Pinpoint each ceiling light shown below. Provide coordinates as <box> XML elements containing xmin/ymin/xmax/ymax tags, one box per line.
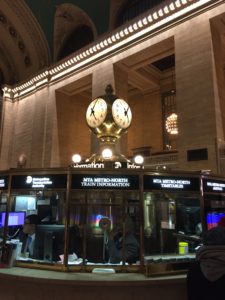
<box><xmin>102</xmin><ymin>148</ymin><xmax>113</xmax><ymax>159</ymax></box>
<box><xmin>72</xmin><ymin>154</ymin><xmax>82</xmax><ymax>163</ymax></box>
<box><xmin>134</xmin><ymin>155</ymin><xmax>144</xmax><ymax>165</ymax></box>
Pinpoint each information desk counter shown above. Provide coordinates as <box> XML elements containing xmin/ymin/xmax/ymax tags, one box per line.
<box><xmin>13</xmin><ymin>253</ymin><xmax>195</xmax><ymax>276</ymax></box>
<box><xmin>0</xmin><ymin>267</ymin><xmax>188</xmax><ymax>300</ymax></box>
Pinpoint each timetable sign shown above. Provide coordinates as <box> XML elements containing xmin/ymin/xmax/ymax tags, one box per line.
<box><xmin>0</xmin><ymin>177</ymin><xmax>8</xmax><ymax>189</ymax></box>
<box><xmin>144</xmin><ymin>175</ymin><xmax>200</xmax><ymax>191</ymax></box>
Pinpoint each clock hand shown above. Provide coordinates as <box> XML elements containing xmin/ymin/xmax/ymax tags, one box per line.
<box><xmin>90</xmin><ymin>99</ymin><xmax>99</xmax><ymax>119</ymax></box>
<box><xmin>92</xmin><ymin>99</ymin><xmax>99</xmax><ymax>110</ymax></box>
<box><xmin>90</xmin><ymin>107</ymin><xmax>97</xmax><ymax>119</ymax></box>
<box><xmin>124</xmin><ymin>107</ymin><xmax>130</xmax><ymax>121</ymax></box>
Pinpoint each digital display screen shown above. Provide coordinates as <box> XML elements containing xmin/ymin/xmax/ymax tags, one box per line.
<box><xmin>0</xmin><ymin>211</ymin><xmax>26</xmax><ymax>227</ymax></box>
<box><xmin>15</xmin><ymin>195</ymin><xmax>36</xmax><ymax>211</ymax></box>
<box><xmin>206</xmin><ymin>212</ymin><xmax>225</xmax><ymax>230</ymax></box>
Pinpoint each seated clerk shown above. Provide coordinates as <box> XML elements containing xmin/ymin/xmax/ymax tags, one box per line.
<box><xmin>187</xmin><ymin>226</ymin><xmax>225</xmax><ymax>300</ymax></box>
<box><xmin>106</xmin><ymin>216</ymin><xmax>139</xmax><ymax>264</ymax></box>
<box><xmin>19</xmin><ymin>214</ymin><xmax>39</xmax><ymax>258</ymax></box>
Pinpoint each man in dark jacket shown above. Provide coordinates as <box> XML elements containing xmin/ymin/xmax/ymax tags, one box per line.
<box><xmin>107</xmin><ymin>216</ymin><xmax>139</xmax><ymax>264</ymax></box>
<box><xmin>19</xmin><ymin>214</ymin><xmax>39</xmax><ymax>258</ymax></box>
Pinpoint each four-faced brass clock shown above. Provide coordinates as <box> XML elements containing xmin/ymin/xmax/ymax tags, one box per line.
<box><xmin>86</xmin><ymin>98</ymin><xmax>107</xmax><ymax>128</ymax></box>
<box><xmin>86</xmin><ymin>88</ymin><xmax>132</xmax><ymax>143</ymax></box>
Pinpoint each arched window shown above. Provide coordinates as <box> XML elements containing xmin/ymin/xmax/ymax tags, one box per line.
<box><xmin>58</xmin><ymin>25</ymin><xmax>94</xmax><ymax>60</ymax></box>
<box><xmin>116</xmin><ymin>0</ymin><xmax>165</xmax><ymax>27</ymax></box>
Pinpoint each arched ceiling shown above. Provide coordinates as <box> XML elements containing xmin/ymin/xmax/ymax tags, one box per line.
<box><xmin>0</xmin><ymin>0</ymin><xmax>167</xmax><ymax>90</ymax></box>
<box><xmin>0</xmin><ymin>0</ymin><xmax>110</xmax><ymax>88</ymax></box>
<box><xmin>0</xmin><ymin>0</ymin><xmax>50</xmax><ymax>87</ymax></box>
<box><xmin>53</xmin><ymin>4</ymin><xmax>97</xmax><ymax>61</ymax></box>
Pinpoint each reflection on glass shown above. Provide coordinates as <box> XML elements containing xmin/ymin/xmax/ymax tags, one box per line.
<box><xmin>7</xmin><ymin>191</ymin><xmax>67</xmax><ymax>264</ymax></box>
<box><xmin>85</xmin><ymin>190</ymin><xmax>140</xmax><ymax>265</ymax></box>
<box><xmin>86</xmin><ymin>205</ymin><xmax>121</xmax><ymax>263</ymax></box>
<box><xmin>144</xmin><ymin>192</ymin><xmax>201</xmax><ymax>257</ymax></box>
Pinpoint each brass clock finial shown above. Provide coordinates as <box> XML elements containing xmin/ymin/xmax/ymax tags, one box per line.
<box><xmin>105</xmin><ymin>84</ymin><xmax>113</xmax><ymax>95</ymax></box>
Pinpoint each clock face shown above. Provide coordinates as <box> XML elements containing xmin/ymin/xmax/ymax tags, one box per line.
<box><xmin>86</xmin><ymin>98</ymin><xmax>107</xmax><ymax>128</ymax></box>
<box><xmin>112</xmin><ymin>99</ymin><xmax>132</xmax><ymax>129</ymax></box>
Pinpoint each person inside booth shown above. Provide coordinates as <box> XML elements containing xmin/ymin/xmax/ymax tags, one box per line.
<box><xmin>19</xmin><ymin>214</ymin><xmax>39</xmax><ymax>258</ymax></box>
<box><xmin>106</xmin><ymin>216</ymin><xmax>139</xmax><ymax>264</ymax></box>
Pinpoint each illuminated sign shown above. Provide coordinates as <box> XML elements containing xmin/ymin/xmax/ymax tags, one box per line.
<box><xmin>25</xmin><ymin>176</ymin><xmax>53</xmax><ymax>188</ymax></box>
<box><xmin>73</xmin><ymin>162</ymin><xmax>104</xmax><ymax>169</ymax></box>
<box><xmin>72</xmin><ymin>174</ymin><xmax>139</xmax><ymax>190</ymax></box>
<box><xmin>144</xmin><ymin>175</ymin><xmax>199</xmax><ymax>191</ymax></box>
<box><xmin>203</xmin><ymin>179</ymin><xmax>225</xmax><ymax>193</ymax></box>
<box><xmin>73</xmin><ymin>161</ymin><xmax>142</xmax><ymax>169</ymax></box>
<box><xmin>0</xmin><ymin>177</ymin><xmax>8</xmax><ymax>189</ymax></box>
<box><xmin>11</xmin><ymin>174</ymin><xmax>67</xmax><ymax>189</ymax></box>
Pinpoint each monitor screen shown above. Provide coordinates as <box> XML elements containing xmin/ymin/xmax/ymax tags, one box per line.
<box><xmin>34</xmin><ymin>224</ymin><xmax>80</xmax><ymax>262</ymax></box>
<box><xmin>15</xmin><ymin>195</ymin><xmax>36</xmax><ymax>211</ymax></box>
<box><xmin>0</xmin><ymin>211</ymin><xmax>26</xmax><ymax>227</ymax></box>
<box><xmin>35</xmin><ymin>224</ymin><xmax>65</xmax><ymax>261</ymax></box>
<box><xmin>206</xmin><ymin>211</ymin><xmax>225</xmax><ymax>230</ymax></box>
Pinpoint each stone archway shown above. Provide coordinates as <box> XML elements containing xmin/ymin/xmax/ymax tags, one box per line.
<box><xmin>53</xmin><ymin>4</ymin><xmax>97</xmax><ymax>62</ymax></box>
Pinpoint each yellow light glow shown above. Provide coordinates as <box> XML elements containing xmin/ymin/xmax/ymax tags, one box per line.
<box><xmin>72</xmin><ymin>154</ymin><xmax>82</xmax><ymax>163</ymax></box>
<box><xmin>102</xmin><ymin>148</ymin><xmax>113</xmax><ymax>159</ymax></box>
<box><xmin>134</xmin><ymin>155</ymin><xmax>144</xmax><ymax>165</ymax></box>
<box><xmin>166</xmin><ymin>113</ymin><xmax>178</xmax><ymax>135</ymax></box>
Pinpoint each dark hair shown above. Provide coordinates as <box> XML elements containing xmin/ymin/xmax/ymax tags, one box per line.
<box><xmin>202</xmin><ymin>226</ymin><xmax>225</xmax><ymax>245</ymax></box>
<box><xmin>26</xmin><ymin>214</ymin><xmax>39</xmax><ymax>225</ymax></box>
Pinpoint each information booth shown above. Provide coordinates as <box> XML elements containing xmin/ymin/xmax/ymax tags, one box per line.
<box><xmin>0</xmin><ymin>167</ymin><xmax>225</xmax><ymax>276</ymax></box>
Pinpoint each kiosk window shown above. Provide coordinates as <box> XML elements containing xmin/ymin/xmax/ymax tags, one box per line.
<box><xmin>143</xmin><ymin>192</ymin><xmax>201</xmax><ymax>256</ymax></box>
<box><xmin>69</xmin><ymin>190</ymin><xmax>140</xmax><ymax>265</ymax></box>
<box><xmin>35</xmin><ymin>224</ymin><xmax>65</xmax><ymax>261</ymax></box>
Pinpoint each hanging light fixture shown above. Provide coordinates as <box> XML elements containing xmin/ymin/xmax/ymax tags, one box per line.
<box><xmin>166</xmin><ymin>113</ymin><xmax>178</xmax><ymax>135</ymax></box>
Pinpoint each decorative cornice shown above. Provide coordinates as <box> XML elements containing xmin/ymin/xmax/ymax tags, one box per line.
<box><xmin>2</xmin><ymin>0</ymin><xmax>222</xmax><ymax>100</ymax></box>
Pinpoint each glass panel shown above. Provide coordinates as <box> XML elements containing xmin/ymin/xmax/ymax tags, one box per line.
<box><xmin>85</xmin><ymin>190</ymin><xmax>140</xmax><ymax>265</ymax></box>
<box><xmin>7</xmin><ymin>190</ymin><xmax>66</xmax><ymax>263</ymax></box>
<box><xmin>86</xmin><ymin>190</ymin><xmax>122</xmax><ymax>264</ymax></box>
<box><xmin>68</xmin><ymin>191</ymin><xmax>85</xmax><ymax>264</ymax></box>
<box><xmin>0</xmin><ymin>192</ymin><xmax>7</xmax><ymax>252</ymax></box>
<box><xmin>143</xmin><ymin>192</ymin><xmax>201</xmax><ymax>260</ymax></box>
<box><xmin>204</xmin><ymin>194</ymin><xmax>225</xmax><ymax>230</ymax></box>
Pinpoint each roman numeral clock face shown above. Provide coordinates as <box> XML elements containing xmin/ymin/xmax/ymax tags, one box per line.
<box><xmin>86</xmin><ymin>98</ymin><xmax>107</xmax><ymax>128</ymax></box>
<box><xmin>112</xmin><ymin>99</ymin><xmax>132</xmax><ymax>129</ymax></box>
